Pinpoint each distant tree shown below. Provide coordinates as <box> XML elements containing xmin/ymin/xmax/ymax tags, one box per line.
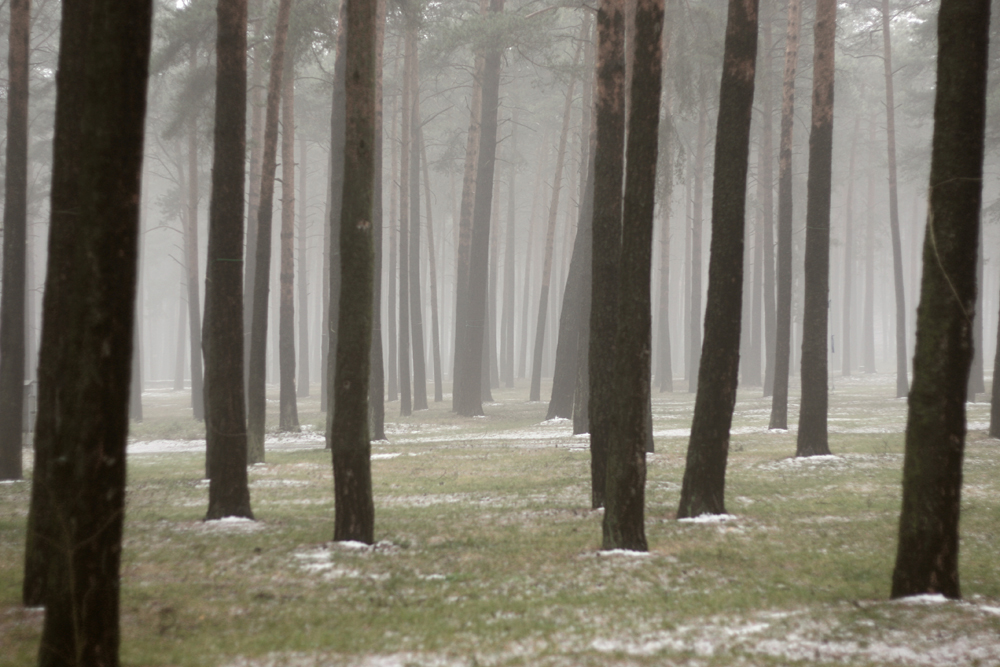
<box><xmin>331</xmin><ymin>0</ymin><xmax>377</xmax><ymax>544</ymax></box>
<box><xmin>397</xmin><ymin>4</ymin><xmax>413</xmax><ymax>417</ymax></box>
<box><xmin>32</xmin><ymin>0</ymin><xmax>153</xmax><ymax>661</ymax></box>
<box><xmin>602</xmin><ymin>0</ymin><xmax>664</xmax><ymax>550</ymax></box>
<box><xmin>370</xmin><ymin>0</ymin><xmax>387</xmax><ymax>440</ymax></box>
<box><xmin>248</xmin><ymin>0</ymin><xmax>293</xmax><ymax>462</ymax></box>
<box><xmin>184</xmin><ymin>48</ymin><xmax>206</xmax><ymax>423</ymax></box>
<box><xmin>677</xmin><ymin>0</ymin><xmax>758</xmax><ymax>519</ymax></box>
<box><xmin>0</xmin><ymin>0</ymin><xmax>30</xmax><ymax>482</ymax></box>
<box><xmin>204</xmin><ymin>0</ymin><xmax>254</xmax><ymax>521</ymax></box>
<box><xmin>279</xmin><ymin>54</ymin><xmax>300</xmax><ymax>432</ymax></box>
<box><xmin>842</xmin><ymin>115</ymin><xmax>860</xmax><ymax>378</ymax></box>
<box><xmin>796</xmin><ymin>0</ymin><xmax>835</xmax><ymax>458</ymax></box>
<box><xmin>768</xmin><ymin>0</ymin><xmax>801</xmax><ymax>430</ymax></box>
<box><xmin>408</xmin><ymin>22</ymin><xmax>428</xmax><ymax>412</ymax></box>
<box><xmin>420</xmin><ymin>125</ymin><xmax>444</xmax><ymax>403</ymax></box>
<box><xmin>891</xmin><ymin>0</ymin><xmax>990</xmax><ymax>600</ymax></box>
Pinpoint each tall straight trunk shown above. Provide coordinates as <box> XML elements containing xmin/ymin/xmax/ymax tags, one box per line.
<box><xmin>881</xmin><ymin>0</ymin><xmax>909</xmax><ymax>398</ymax></box>
<box><xmin>279</xmin><ymin>60</ymin><xmax>300</xmax><ymax>431</ymax></box>
<box><xmin>131</xmin><ymin>217</ymin><xmax>144</xmax><ymax>421</ymax></box>
<box><xmin>589</xmin><ymin>0</ymin><xmax>626</xmax><ymax>507</ymax></box>
<box><xmin>968</xmin><ymin>238</ymin><xmax>985</xmax><ymax>396</ymax></box>
<box><xmin>204</xmin><ymin>0</ymin><xmax>253</xmax><ymax>520</ymax></box>
<box><xmin>602</xmin><ymin>0</ymin><xmax>664</xmax><ymax>550</ymax></box>
<box><xmin>298</xmin><ymin>137</ymin><xmax>310</xmax><ymax>397</ymax></box>
<box><xmin>573</xmin><ymin>27</ymin><xmax>596</xmax><ymax>427</ymax></box>
<box><xmin>322</xmin><ymin>2</ymin><xmax>348</xmax><ymax>413</ymax></box>
<box><xmin>331</xmin><ymin>0</ymin><xmax>377</xmax><ymax>545</ymax></box>
<box><xmin>748</xmin><ymin>0</ymin><xmax>771</xmax><ymax>392</ymax></box>
<box><xmin>683</xmin><ymin>167</ymin><xmax>691</xmax><ymax>382</ymax></box>
<box><xmin>761</xmin><ymin>5</ymin><xmax>776</xmax><ymax>396</ymax></box>
<box><xmin>768</xmin><ymin>0</ymin><xmax>801</xmax><ymax>429</ymax></box>
<box><xmin>174</xmin><ymin>282</ymin><xmax>187</xmax><ymax>391</ymax></box>
<box><xmin>745</xmin><ymin>139</ymin><xmax>765</xmax><ymax>387</ymax></box>
<box><xmin>455</xmin><ymin>0</ymin><xmax>505</xmax><ymax>416</ymax></box>
<box><xmin>31</xmin><ymin>0</ymin><xmax>152</xmax><ymax>659</ymax></box>
<box><xmin>518</xmin><ymin>140</ymin><xmax>545</xmax><ymax>380</ymax></box>
<box><xmin>864</xmin><ymin>113</ymin><xmax>877</xmax><ymax>372</ymax></box>
<box><xmin>677</xmin><ymin>0</ymin><xmax>759</xmax><ymax>519</ymax></box>
<box><xmin>0</xmin><ymin>0</ymin><xmax>30</xmax><ymax>481</ymax></box>
<box><xmin>185</xmin><ymin>67</ymin><xmax>205</xmax><ymax>421</ymax></box>
<box><xmin>656</xmin><ymin>73</ymin><xmax>674</xmax><ymax>394</ymax></box>
<box><xmin>687</xmin><ymin>80</ymin><xmax>707</xmax><ymax>394</ymax></box>
<box><xmin>370</xmin><ymin>0</ymin><xmax>387</xmax><ymax>439</ymax></box>
<box><xmin>420</xmin><ymin>125</ymin><xmax>443</xmax><ymax>402</ymax></box>
<box><xmin>397</xmin><ymin>16</ymin><xmax>413</xmax><ymax>417</ymax></box>
<box><xmin>408</xmin><ymin>33</ymin><xmax>428</xmax><ymax>411</ymax></box>
<box><xmin>842</xmin><ymin>115</ymin><xmax>859</xmax><ymax>377</ymax></box>
<box><xmin>488</xmin><ymin>175</ymin><xmax>501</xmax><ymax>391</ymax></box>
<box><xmin>386</xmin><ymin>34</ymin><xmax>400</xmax><ymax>402</ymax></box>
<box><xmin>892</xmin><ymin>0</ymin><xmax>989</xmax><ymax>598</ymax></box>
<box><xmin>247</xmin><ymin>0</ymin><xmax>293</xmax><ymax>461</ymax></box>
<box><xmin>501</xmin><ymin>113</ymin><xmax>518</xmax><ymax>388</ymax></box>
<box><xmin>452</xmin><ymin>0</ymin><xmax>486</xmax><ymax>410</ymax></box>
<box><xmin>796</xmin><ymin>0</ymin><xmax>835</xmax><ymax>458</ymax></box>
<box><xmin>532</xmin><ymin>38</ymin><xmax>582</xmax><ymax>403</ymax></box>
<box><xmin>244</xmin><ymin>1</ymin><xmax>265</xmax><ymax>397</ymax></box>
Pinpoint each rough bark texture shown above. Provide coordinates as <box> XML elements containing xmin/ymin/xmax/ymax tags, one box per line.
<box><xmin>279</xmin><ymin>60</ymin><xmax>300</xmax><ymax>431</ymax></box>
<box><xmin>205</xmin><ymin>0</ymin><xmax>253</xmax><ymax>521</ymax></box>
<box><xmin>248</xmin><ymin>0</ymin><xmax>293</xmax><ymax>461</ymax></box>
<box><xmin>0</xmin><ymin>0</ymin><xmax>30</xmax><ymax>481</ymax></box>
<box><xmin>677</xmin><ymin>0</ymin><xmax>758</xmax><ymax>519</ymax></box>
<box><xmin>588</xmin><ymin>0</ymin><xmax>626</xmax><ymax>507</ymax></box>
<box><xmin>602</xmin><ymin>0</ymin><xmax>663</xmax><ymax>550</ymax></box>
<box><xmin>795</xmin><ymin>0</ymin><xmax>835</xmax><ymax>458</ymax></box>
<box><xmin>892</xmin><ymin>0</ymin><xmax>989</xmax><ymax>599</ymax></box>
<box><xmin>33</xmin><ymin>1</ymin><xmax>152</xmax><ymax>663</ymax></box>
<box><xmin>331</xmin><ymin>0</ymin><xmax>376</xmax><ymax>544</ymax></box>
<box><xmin>768</xmin><ymin>0</ymin><xmax>800</xmax><ymax>430</ymax></box>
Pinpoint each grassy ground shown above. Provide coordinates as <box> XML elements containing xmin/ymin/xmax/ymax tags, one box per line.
<box><xmin>2</xmin><ymin>373</ymin><xmax>1000</xmax><ymax>666</ymax></box>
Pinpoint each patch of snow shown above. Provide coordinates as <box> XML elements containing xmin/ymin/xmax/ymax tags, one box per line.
<box><xmin>896</xmin><ymin>593</ymin><xmax>950</xmax><ymax>605</ymax></box>
<box><xmin>248</xmin><ymin>479</ymin><xmax>308</xmax><ymax>488</ymax></box>
<box><xmin>371</xmin><ymin>453</ymin><xmax>401</xmax><ymax>460</ymax></box>
<box><xmin>678</xmin><ymin>513</ymin><xmax>738</xmax><ymax>524</ymax></box>
<box><xmin>598</xmin><ymin>549</ymin><xmax>653</xmax><ymax>558</ymax></box>
<box><xmin>0</xmin><ymin>479</ymin><xmax>25</xmax><ymax>484</ymax></box>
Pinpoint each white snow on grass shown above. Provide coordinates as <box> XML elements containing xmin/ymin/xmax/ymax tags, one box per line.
<box><xmin>248</xmin><ymin>479</ymin><xmax>309</xmax><ymax>488</ymax></box>
<box><xmin>678</xmin><ymin>513</ymin><xmax>738</xmax><ymax>524</ymax></box>
<box><xmin>895</xmin><ymin>593</ymin><xmax>950</xmax><ymax>605</ymax></box>
<box><xmin>597</xmin><ymin>549</ymin><xmax>653</xmax><ymax>558</ymax></box>
<box><xmin>191</xmin><ymin>517</ymin><xmax>264</xmax><ymax>533</ymax></box>
<box><xmin>0</xmin><ymin>479</ymin><xmax>25</xmax><ymax>484</ymax></box>
<box><xmin>371</xmin><ymin>453</ymin><xmax>401</xmax><ymax>460</ymax></box>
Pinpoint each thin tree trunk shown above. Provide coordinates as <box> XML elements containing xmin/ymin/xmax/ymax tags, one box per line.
<box><xmin>279</xmin><ymin>58</ymin><xmax>300</xmax><ymax>431</ymax></box>
<box><xmin>501</xmin><ymin>112</ymin><xmax>518</xmax><ymax>388</ymax></box>
<box><xmin>408</xmin><ymin>30</ymin><xmax>428</xmax><ymax>411</ymax></box>
<box><xmin>518</xmin><ymin>138</ymin><xmax>545</xmax><ymax>380</ymax></box>
<box><xmin>369</xmin><ymin>0</ymin><xmax>387</xmax><ymax>440</ymax></box>
<box><xmin>247</xmin><ymin>0</ymin><xmax>293</xmax><ymax>462</ymax></box>
<box><xmin>174</xmin><ymin>281</ymin><xmax>187</xmax><ymax>391</ymax></box>
<box><xmin>244</xmin><ymin>0</ymin><xmax>265</xmax><ymax>398</ymax></box>
<box><xmin>768</xmin><ymin>0</ymin><xmax>801</xmax><ymax>429</ymax></box>
<box><xmin>892</xmin><ymin>0</ymin><xmax>989</xmax><ymax>598</ymax></box>
<box><xmin>656</xmin><ymin>67</ymin><xmax>674</xmax><ymax>393</ymax></box>
<box><xmin>386</xmin><ymin>34</ymin><xmax>400</xmax><ymax>402</ymax></box>
<box><xmin>761</xmin><ymin>3</ymin><xmax>776</xmax><ymax>396</ymax></box>
<box><xmin>397</xmin><ymin>14</ymin><xmax>413</xmax><ymax>416</ymax></box>
<box><xmin>864</xmin><ymin>113</ymin><xmax>877</xmax><ymax>373</ymax></box>
<box><xmin>204</xmin><ymin>0</ymin><xmax>253</xmax><ymax>520</ymax></box>
<box><xmin>688</xmin><ymin>78</ymin><xmax>707</xmax><ymax>394</ymax></box>
<box><xmin>298</xmin><ymin>137</ymin><xmax>310</xmax><ymax>397</ymax></box>
<box><xmin>881</xmin><ymin>0</ymin><xmax>909</xmax><ymax>398</ymax></box>
<box><xmin>796</xmin><ymin>0</ymin><xmax>835</xmax><ymax>458</ymax></box>
<box><xmin>677</xmin><ymin>0</ymin><xmax>759</xmax><ymax>518</ymax></box>
<box><xmin>842</xmin><ymin>115</ymin><xmax>859</xmax><ymax>377</ymax></box>
<box><xmin>186</xmin><ymin>56</ymin><xmax>205</xmax><ymax>421</ymax></box>
<box><xmin>968</xmin><ymin>238</ymin><xmax>985</xmax><ymax>396</ymax></box>
<box><xmin>420</xmin><ymin>124</ymin><xmax>443</xmax><ymax>402</ymax></box>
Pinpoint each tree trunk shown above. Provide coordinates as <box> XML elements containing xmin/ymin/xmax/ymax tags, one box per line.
<box><xmin>420</xmin><ymin>125</ymin><xmax>444</xmax><ymax>402</ymax></box>
<box><xmin>455</xmin><ymin>0</ymin><xmax>505</xmax><ymax>417</ymax></box>
<box><xmin>331</xmin><ymin>0</ymin><xmax>377</xmax><ymax>545</ymax></box>
<box><xmin>602</xmin><ymin>0</ymin><xmax>664</xmax><ymax>550</ymax></box>
<box><xmin>573</xmin><ymin>158</ymin><xmax>595</xmax><ymax>436</ymax></box>
<box><xmin>386</xmin><ymin>34</ymin><xmax>400</xmax><ymax>403</ymax></box>
<box><xmin>768</xmin><ymin>0</ymin><xmax>800</xmax><ymax>429</ymax></box>
<box><xmin>795</xmin><ymin>0</ymin><xmax>835</xmax><ymax>458</ymax></box>
<box><xmin>205</xmin><ymin>0</ymin><xmax>253</xmax><ymax>520</ymax></box>
<box><xmin>244</xmin><ymin>0</ymin><xmax>265</xmax><ymax>399</ymax></box>
<box><xmin>185</xmin><ymin>57</ymin><xmax>205</xmax><ymax>421</ymax></box>
<box><xmin>131</xmin><ymin>217</ymin><xmax>144</xmax><ymax>422</ymax></box>
<box><xmin>408</xmin><ymin>29</ymin><xmax>428</xmax><ymax>411</ymax></box>
<box><xmin>501</xmin><ymin>112</ymin><xmax>518</xmax><ymax>388</ymax></box>
<box><xmin>761</xmin><ymin>3</ymin><xmax>776</xmax><ymax>397</ymax></box>
<box><xmin>518</xmin><ymin>139</ymin><xmax>545</xmax><ymax>381</ymax></box>
<box><xmin>397</xmin><ymin>15</ymin><xmax>413</xmax><ymax>417</ymax></box>
<box><xmin>881</xmin><ymin>0</ymin><xmax>909</xmax><ymax>399</ymax></box>
<box><xmin>687</xmin><ymin>78</ymin><xmax>707</xmax><ymax>394</ymax></box>
<box><xmin>0</xmin><ymin>0</ymin><xmax>30</xmax><ymax>481</ymax></box>
<box><xmin>892</xmin><ymin>0</ymin><xmax>989</xmax><ymax>599</ymax></box>
<box><xmin>842</xmin><ymin>115</ymin><xmax>859</xmax><ymax>377</ymax></box>
<box><xmin>279</xmin><ymin>58</ymin><xmax>300</xmax><ymax>431</ymax></box>
<box><xmin>968</xmin><ymin>238</ymin><xmax>985</xmax><ymax>397</ymax></box>
<box><xmin>677</xmin><ymin>0</ymin><xmax>759</xmax><ymax>519</ymax></box>
<box><xmin>588</xmin><ymin>0</ymin><xmax>627</xmax><ymax>507</ymax></box>
<box><xmin>247</xmin><ymin>0</ymin><xmax>293</xmax><ymax>462</ymax></box>
<box><xmin>298</xmin><ymin>136</ymin><xmax>310</xmax><ymax>398</ymax></box>
<box><xmin>32</xmin><ymin>0</ymin><xmax>152</xmax><ymax>661</ymax></box>
<box><xmin>656</xmin><ymin>69</ymin><xmax>674</xmax><ymax>394</ymax></box>
<box><xmin>174</xmin><ymin>280</ymin><xmax>187</xmax><ymax>391</ymax></box>
<box><xmin>369</xmin><ymin>0</ymin><xmax>387</xmax><ymax>440</ymax></box>
<box><xmin>864</xmin><ymin>113</ymin><xmax>877</xmax><ymax>373</ymax></box>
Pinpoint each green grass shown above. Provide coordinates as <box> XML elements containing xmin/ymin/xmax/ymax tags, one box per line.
<box><xmin>2</xmin><ymin>375</ymin><xmax>1000</xmax><ymax>666</ymax></box>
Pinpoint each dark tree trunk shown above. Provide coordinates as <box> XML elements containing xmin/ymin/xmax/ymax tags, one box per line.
<box><xmin>842</xmin><ymin>115</ymin><xmax>860</xmax><ymax>377</ymax></box>
<box><xmin>369</xmin><ymin>0</ymin><xmax>387</xmax><ymax>440</ymax></box>
<box><xmin>420</xmin><ymin>125</ymin><xmax>444</xmax><ymax>402</ymax></box>
<box><xmin>881</xmin><ymin>0</ymin><xmax>909</xmax><ymax>398</ymax></box>
<box><xmin>602</xmin><ymin>0</ymin><xmax>663</xmax><ymax>550</ymax></box>
<box><xmin>298</xmin><ymin>136</ymin><xmax>310</xmax><ymax>398</ymax></box>
<box><xmin>0</xmin><ymin>0</ymin><xmax>30</xmax><ymax>481</ymax></box>
<box><xmin>892</xmin><ymin>0</ymin><xmax>989</xmax><ymax>599</ymax></box>
<box><xmin>588</xmin><ymin>0</ymin><xmax>626</xmax><ymax>507</ymax></box>
<box><xmin>795</xmin><ymin>0</ymin><xmax>835</xmax><ymax>458</ymax></box>
<box><xmin>244</xmin><ymin>2</ymin><xmax>265</xmax><ymax>399</ymax></box>
<box><xmin>408</xmin><ymin>35</ymin><xmax>428</xmax><ymax>411</ymax></box>
<box><xmin>205</xmin><ymin>0</ymin><xmax>253</xmax><ymax>520</ymax></box>
<box><xmin>248</xmin><ymin>0</ymin><xmax>293</xmax><ymax>461</ymax></box>
<box><xmin>768</xmin><ymin>0</ymin><xmax>800</xmax><ymax>429</ymax></box>
<box><xmin>185</xmin><ymin>66</ymin><xmax>205</xmax><ymax>421</ymax></box>
<box><xmin>864</xmin><ymin>113</ymin><xmax>877</xmax><ymax>373</ymax></box>
<box><xmin>455</xmin><ymin>0</ymin><xmax>505</xmax><ymax>417</ymax></box>
<box><xmin>32</xmin><ymin>0</ymin><xmax>152</xmax><ymax>661</ymax></box>
<box><xmin>687</xmin><ymin>79</ymin><xmax>707</xmax><ymax>394</ymax></box>
<box><xmin>331</xmin><ymin>0</ymin><xmax>377</xmax><ymax>545</ymax></box>
<box><xmin>677</xmin><ymin>0</ymin><xmax>758</xmax><ymax>519</ymax></box>
<box><xmin>279</xmin><ymin>59</ymin><xmax>300</xmax><ymax>431</ymax></box>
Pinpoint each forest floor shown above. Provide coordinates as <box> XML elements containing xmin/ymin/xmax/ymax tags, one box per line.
<box><xmin>3</xmin><ymin>372</ymin><xmax>1000</xmax><ymax>666</ymax></box>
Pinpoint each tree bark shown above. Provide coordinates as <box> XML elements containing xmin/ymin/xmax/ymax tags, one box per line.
<box><xmin>768</xmin><ymin>0</ymin><xmax>800</xmax><ymax>429</ymax></box>
<box><xmin>205</xmin><ymin>0</ymin><xmax>253</xmax><ymax>520</ymax></box>
<box><xmin>881</xmin><ymin>0</ymin><xmax>909</xmax><ymax>398</ymax></box>
<box><xmin>603</xmin><ymin>0</ymin><xmax>663</xmax><ymax>550</ymax></box>
<box><xmin>795</xmin><ymin>0</ymin><xmax>835</xmax><ymax>458</ymax></box>
<box><xmin>248</xmin><ymin>0</ymin><xmax>293</xmax><ymax>461</ymax></box>
<box><xmin>0</xmin><ymin>0</ymin><xmax>30</xmax><ymax>481</ymax></box>
<box><xmin>892</xmin><ymin>0</ymin><xmax>989</xmax><ymax>599</ymax></box>
<box><xmin>588</xmin><ymin>0</ymin><xmax>627</xmax><ymax>507</ymax></box>
<box><xmin>677</xmin><ymin>0</ymin><xmax>758</xmax><ymax>519</ymax></box>
<box><xmin>244</xmin><ymin>0</ymin><xmax>265</xmax><ymax>399</ymax></box>
<box><xmin>33</xmin><ymin>0</ymin><xmax>152</xmax><ymax>661</ymax></box>
<box><xmin>369</xmin><ymin>0</ymin><xmax>387</xmax><ymax>440</ymax></box>
<box><xmin>279</xmin><ymin>57</ymin><xmax>300</xmax><ymax>431</ymax></box>
<box><xmin>331</xmin><ymin>0</ymin><xmax>377</xmax><ymax>545</ymax></box>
